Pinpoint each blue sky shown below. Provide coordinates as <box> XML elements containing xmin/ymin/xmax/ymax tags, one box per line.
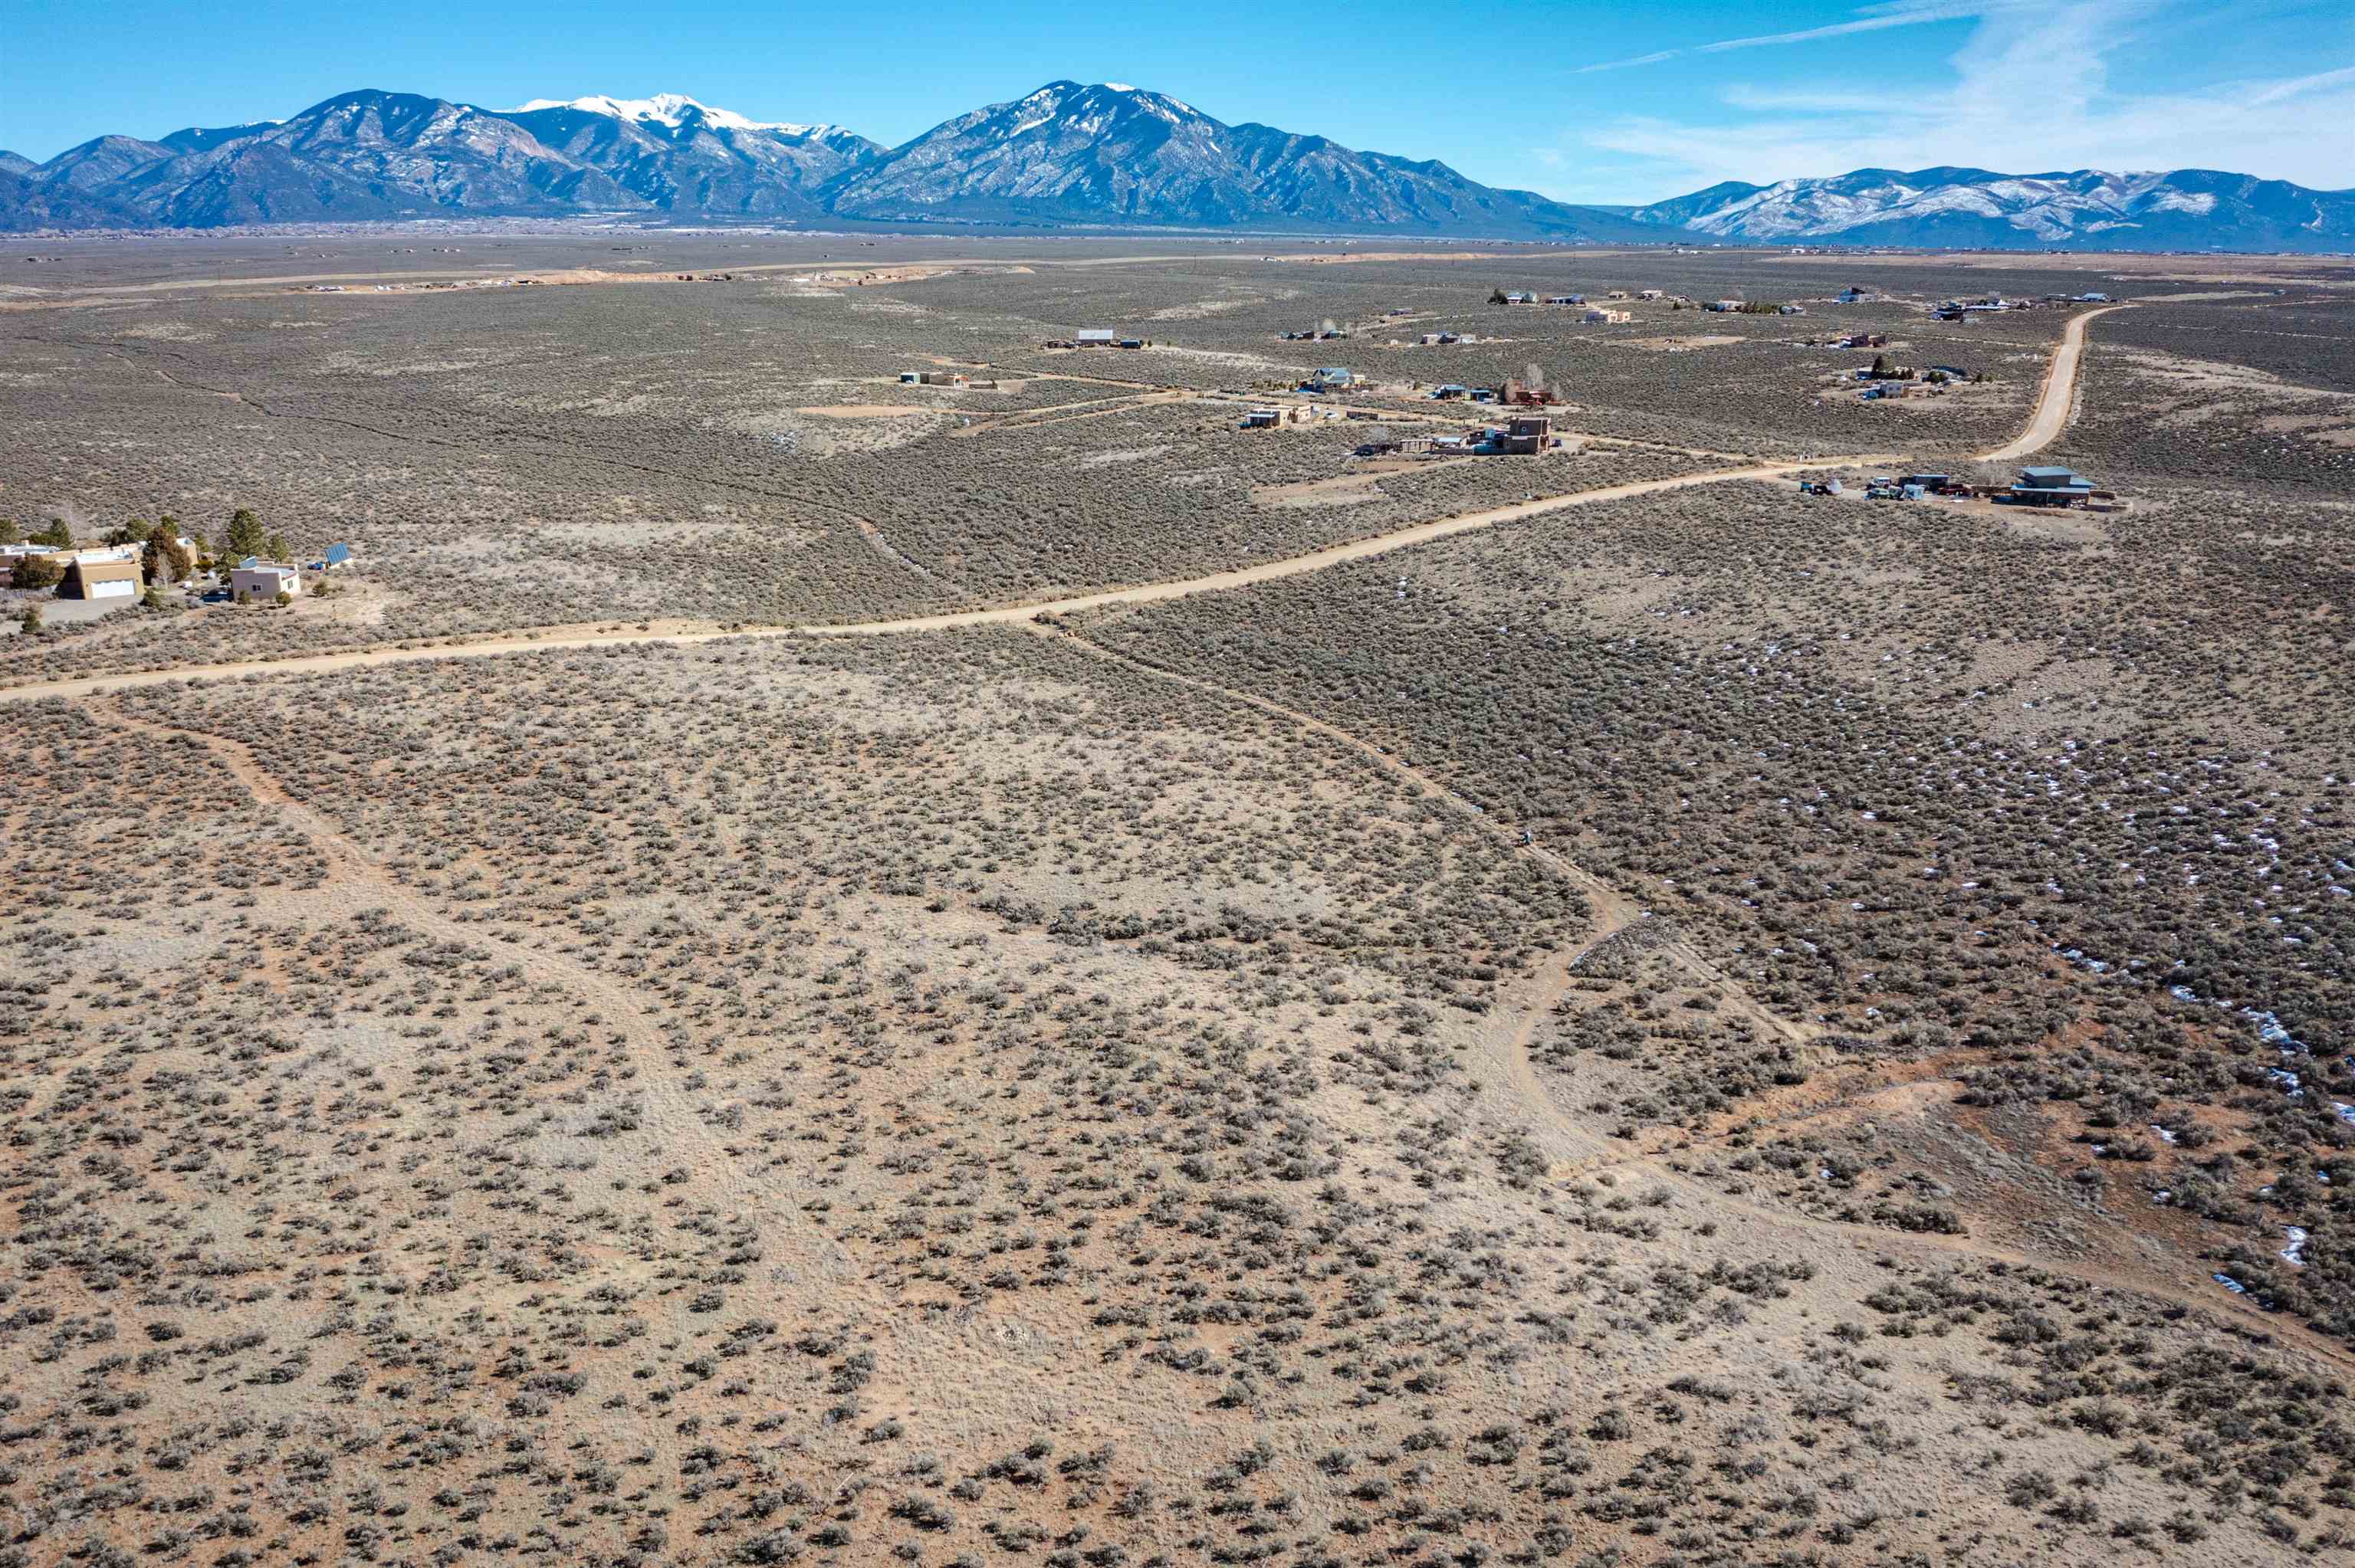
<box><xmin>5</xmin><ymin>0</ymin><xmax>2350</xmax><ymax>199</ymax></box>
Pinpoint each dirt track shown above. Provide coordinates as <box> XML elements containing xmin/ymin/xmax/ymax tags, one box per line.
<box><xmin>1024</xmin><ymin>628</ymin><xmax>2355</xmax><ymax>1377</ymax></box>
<box><xmin>1977</xmin><ymin>303</ymin><xmax>2128</xmax><ymax>462</ymax></box>
<box><xmin>0</xmin><ymin>458</ymin><xmax>1890</xmax><ymax>703</ymax></box>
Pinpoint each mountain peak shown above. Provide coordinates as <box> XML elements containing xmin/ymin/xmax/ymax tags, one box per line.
<box><xmin>502</xmin><ymin>93</ymin><xmax>828</xmax><ymax>136</ymax></box>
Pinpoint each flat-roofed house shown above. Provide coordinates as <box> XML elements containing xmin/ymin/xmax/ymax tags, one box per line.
<box><xmin>1499</xmin><ymin>415</ymin><xmax>1552</xmax><ymax>455</ymax></box>
<box><xmin>2010</xmin><ymin>466</ymin><xmax>2097</xmax><ymax>507</ymax></box>
<box><xmin>60</xmin><ymin>558</ymin><xmax>141</xmax><ymax>600</ymax></box>
<box><xmin>232</xmin><ymin>563</ymin><xmax>301</xmax><ymax>602</ymax></box>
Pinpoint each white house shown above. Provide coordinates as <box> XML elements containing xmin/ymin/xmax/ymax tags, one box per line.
<box><xmin>232</xmin><ymin>564</ymin><xmax>301</xmax><ymax>602</ymax></box>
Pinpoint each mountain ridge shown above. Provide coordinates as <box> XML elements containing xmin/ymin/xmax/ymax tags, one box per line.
<box><xmin>1621</xmin><ymin>165</ymin><xmax>2355</xmax><ymax>251</ymax></box>
<box><xmin>6</xmin><ymin>84</ymin><xmax>2349</xmax><ymax>251</ymax></box>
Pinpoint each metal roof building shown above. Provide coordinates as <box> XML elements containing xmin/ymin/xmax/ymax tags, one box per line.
<box><xmin>2012</xmin><ymin>466</ymin><xmax>2097</xmax><ymax>506</ymax></box>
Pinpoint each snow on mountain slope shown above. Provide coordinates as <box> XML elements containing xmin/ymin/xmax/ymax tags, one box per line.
<box><xmin>9</xmin><ymin>85</ymin><xmax>2349</xmax><ymax>248</ymax></box>
<box><xmin>503</xmin><ymin>93</ymin><xmax>831</xmax><ymax>137</ymax></box>
<box><xmin>1631</xmin><ymin>166</ymin><xmax>2355</xmax><ymax>251</ymax></box>
<box><xmin>823</xmin><ymin>80</ymin><xmax>1634</xmax><ymax>238</ymax></box>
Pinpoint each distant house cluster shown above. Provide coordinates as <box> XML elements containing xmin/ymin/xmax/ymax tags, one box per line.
<box><xmin>1934</xmin><ymin>292</ymin><xmax>2107</xmax><ymax>320</ymax></box>
<box><xmin>1359</xmin><ymin>415</ymin><xmax>1562</xmax><ymax>460</ymax></box>
<box><xmin>1048</xmin><ymin>329</ymin><xmax>1151</xmax><ymax>349</ymax></box>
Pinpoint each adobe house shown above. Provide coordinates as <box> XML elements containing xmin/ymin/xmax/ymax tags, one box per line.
<box><xmin>59</xmin><ymin>558</ymin><xmax>141</xmax><ymax>601</ymax></box>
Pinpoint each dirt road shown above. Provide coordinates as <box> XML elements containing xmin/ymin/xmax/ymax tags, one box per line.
<box><xmin>0</xmin><ymin>458</ymin><xmax>1889</xmax><ymax>704</ymax></box>
<box><xmin>1976</xmin><ymin>303</ymin><xmax>2129</xmax><ymax>462</ymax></box>
<box><xmin>793</xmin><ymin>458</ymin><xmax>1890</xmax><ymax>635</ymax></box>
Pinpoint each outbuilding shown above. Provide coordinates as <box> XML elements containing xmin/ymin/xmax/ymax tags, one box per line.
<box><xmin>1073</xmin><ymin>329</ymin><xmax>1118</xmax><ymax>348</ymax></box>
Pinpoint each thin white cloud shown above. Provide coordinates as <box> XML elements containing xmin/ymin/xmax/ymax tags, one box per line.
<box><xmin>1574</xmin><ymin>0</ymin><xmax>2015</xmax><ymax>74</ymax></box>
<box><xmin>1696</xmin><ymin>0</ymin><xmax>1995</xmax><ymax>53</ymax></box>
<box><xmin>1573</xmin><ymin>50</ymin><xmax>1679</xmax><ymax>75</ymax></box>
<box><xmin>2246</xmin><ymin>62</ymin><xmax>2355</xmax><ymax>106</ymax></box>
<box><xmin>1553</xmin><ymin>0</ymin><xmax>2355</xmax><ymax>198</ymax></box>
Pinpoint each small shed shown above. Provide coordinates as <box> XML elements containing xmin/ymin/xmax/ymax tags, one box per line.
<box><xmin>1073</xmin><ymin>329</ymin><xmax>1118</xmax><ymax>347</ymax></box>
<box><xmin>61</xmin><ymin>559</ymin><xmax>141</xmax><ymax>601</ymax></box>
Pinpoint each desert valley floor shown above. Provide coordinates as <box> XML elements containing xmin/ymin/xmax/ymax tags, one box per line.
<box><xmin>2</xmin><ymin>231</ymin><xmax>2353</xmax><ymax>1567</ymax></box>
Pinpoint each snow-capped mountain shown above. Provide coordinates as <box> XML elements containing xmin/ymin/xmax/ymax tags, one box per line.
<box><xmin>6</xmin><ymin>87</ymin><xmax>2349</xmax><ymax>251</ymax></box>
<box><xmin>504</xmin><ymin>93</ymin><xmax>828</xmax><ymax>136</ymax></box>
<box><xmin>825</xmin><ymin>80</ymin><xmax>1620</xmax><ymax>236</ymax></box>
<box><xmin>0</xmin><ymin>80</ymin><xmax>1636</xmax><ymax>238</ymax></box>
<box><xmin>494</xmin><ymin>94</ymin><xmax>883</xmax><ymax>219</ymax></box>
<box><xmin>1624</xmin><ymin>166</ymin><xmax>2355</xmax><ymax>251</ymax></box>
<box><xmin>0</xmin><ymin>89</ymin><xmax>884</xmax><ymax>228</ymax></box>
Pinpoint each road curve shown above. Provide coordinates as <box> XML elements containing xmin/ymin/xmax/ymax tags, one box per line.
<box><xmin>793</xmin><ymin>459</ymin><xmax>1889</xmax><ymax>636</ymax></box>
<box><xmin>1976</xmin><ymin>303</ymin><xmax>2129</xmax><ymax>463</ymax></box>
<box><xmin>0</xmin><ymin>457</ymin><xmax>1890</xmax><ymax>703</ymax></box>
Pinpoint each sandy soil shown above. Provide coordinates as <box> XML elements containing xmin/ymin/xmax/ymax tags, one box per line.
<box><xmin>1619</xmin><ymin>333</ymin><xmax>1743</xmax><ymax>352</ymax></box>
<box><xmin>796</xmin><ymin>403</ymin><xmax>936</xmax><ymax>418</ymax></box>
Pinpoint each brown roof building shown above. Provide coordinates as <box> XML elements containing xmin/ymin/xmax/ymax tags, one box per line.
<box><xmin>60</xmin><ymin>558</ymin><xmax>143</xmax><ymax>600</ymax></box>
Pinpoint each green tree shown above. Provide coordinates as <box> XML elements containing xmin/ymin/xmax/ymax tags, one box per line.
<box><xmin>17</xmin><ymin>603</ymin><xmax>40</xmax><ymax>635</ymax></box>
<box><xmin>224</xmin><ymin>507</ymin><xmax>268</xmax><ymax>559</ymax></box>
<box><xmin>143</xmin><ymin>532</ymin><xmax>192</xmax><ymax>585</ymax></box>
<box><xmin>0</xmin><ymin>519</ymin><xmax>21</xmax><ymax>546</ymax></box>
<box><xmin>1488</xmin><ymin>287</ymin><xmax>1509</xmax><ymax>306</ymax></box>
<box><xmin>10</xmin><ymin>553</ymin><xmax>62</xmax><ymax>591</ymax></box>
<box><xmin>264</xmin><ymin>533</ymin><xmax>288</xmax><ymax>562</ymax></box>
<box><xmin>32</xmin><ymin>517</ymin><xmax>73</xmax><ymax>548</ymax></box>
